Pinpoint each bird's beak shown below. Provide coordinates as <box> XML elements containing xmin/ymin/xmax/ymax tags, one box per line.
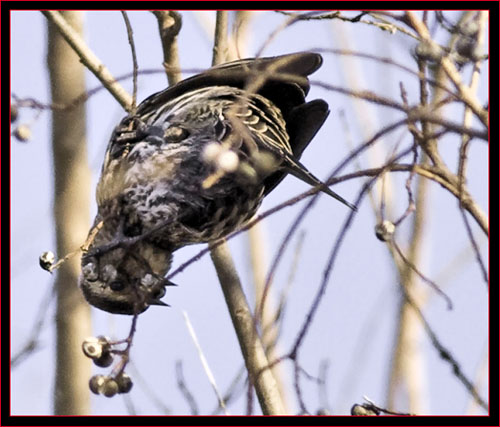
<box><xmin>149</xmin><ymin>298</ymin><xmax>170</xmax><ymax>307</ymax></box>
<box><xmin>163</xmin><ymin>279</ymin><xmax>178</xmax><ymax>287</ymax></box>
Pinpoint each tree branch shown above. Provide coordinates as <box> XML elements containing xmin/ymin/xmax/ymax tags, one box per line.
<box><xmin>405</xmin><ymin>11</ymin><xmax>488</xmax><ymax>127</ymax></box>
<box><xmin>43</xmin><ymin>10</ymin><xmax>133</xmax><ymax>112</ymax></box>
<box><xmin>209</xmin><ymin>242</ymin><xmax>287</xmax><ymax>415</ymax></box>
<box><xmin>152</xmin><ymin>11</ymin><xmax>182</xmax><ymax>85</ymax></box>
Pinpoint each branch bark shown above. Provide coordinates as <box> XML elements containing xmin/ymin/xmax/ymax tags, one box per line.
<box><xmin>209</xmin><ymin>243</ymin><xmax>287</xmax><ymax>415</ymax></box>
<box><xmin>207</xmin><ymin>11</ymin><xmax>288</xmax><ymax>414</ymax></box>
<box><xmin>152</xmin><ymin>11</ymin><xmax>182</xmax><ymax>85</ymax></box>
<box><xmin>212</xmin><ymin>11</ymin><xmax>228</xmax><ymax>66</ymax></box>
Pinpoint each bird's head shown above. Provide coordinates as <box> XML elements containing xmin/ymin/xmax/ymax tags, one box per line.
<box><xmin>80</xmin><ymin>243</ymin><xmax>173</xmax><ymax>315</ymax></box>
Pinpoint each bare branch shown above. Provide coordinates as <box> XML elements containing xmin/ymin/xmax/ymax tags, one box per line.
<box><xmin>175</xmin><ymin>360</ymin><xmax>199</xmax><ymax>415</ymax></box>
<box><xmin>183</xmin><ymin>311</ymin><xmax>229</xmax><ymax>415</ymax></box>
<box><xmin>121</xmin><ymin>11</ymin><xmax>138</xmax><ymax>113</ymax></box>
<box><xmin>405</xmin><ymin>11</ymin><xmax>488</xmax><ymax>127</ymax></box>
<box><xmin>42</xmin><ymin>10</ymin><xmax>133</xmax><ymax>112</ymax></box>
<box><xmin>212</xmin><ymin>11</ymin><xmax>228</xmax><ymax>66</ymax></box>
<box><xmin>152</xmin><ymin>11</ymin><xmax>182</xmax><ymax>85</ymax></box>
<box><xmin>209</xmin><ymin>242</ymin><xmax>287</xmax><ymax>415</ymax></box>
<box><xmin>400</xmin><ymin>283</ymin><xmax>488</xmax><ymax>410</ymax></box>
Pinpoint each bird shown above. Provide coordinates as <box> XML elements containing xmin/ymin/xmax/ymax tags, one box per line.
<box><xmin>80</xmin><ymin>52</ymin><xmax>355</xmax><ymax>315</ymax></box>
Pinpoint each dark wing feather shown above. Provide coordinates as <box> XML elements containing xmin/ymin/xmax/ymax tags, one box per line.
<box><xmin>137</xmin><ymin>52</ymin><xmax>322</xmax><ymax>119</ymax></box>
<box><xmin>287</xmin><ymin>100</ymin><xmax>330</xmax><ymax>159</ymax></box>
<box><xmin>133</xmin><ymin>52</ymin><xmax>355</xmax><ymax>209</ymax></box>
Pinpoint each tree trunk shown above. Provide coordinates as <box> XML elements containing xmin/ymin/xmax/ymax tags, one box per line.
<box><xmin>47</xmin><ymin>11</ymin><xmax>92</xmax><ymax>415</ymax></box>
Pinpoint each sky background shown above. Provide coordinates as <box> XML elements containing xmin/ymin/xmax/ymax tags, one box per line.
<box><xmin>11</xmin><ymin>10</ymin><xmax>488</xmax><ymax>415</ymax></box>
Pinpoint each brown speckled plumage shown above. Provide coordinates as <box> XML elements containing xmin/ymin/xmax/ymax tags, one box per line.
<box><xmin>80</xmin><ymin>52</ymin><xmax>354</xmax><ymax>315</ymax></box>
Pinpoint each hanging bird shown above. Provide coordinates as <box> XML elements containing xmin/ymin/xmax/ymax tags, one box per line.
<box><xmin>80</xmin><ymin>52</ymin><xmax>355</xmax><ymax>315</ymax></box>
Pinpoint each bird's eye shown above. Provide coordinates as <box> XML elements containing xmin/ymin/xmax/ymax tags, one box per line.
<box><xmin>109</xmin><ymin>281</ymin><xmax>127</xmax><ymax>292</ymax></box>
<box><xmin>164</xmin><ymin>126</ymin><xmax>189</xmax><ymax>142</ymax></box>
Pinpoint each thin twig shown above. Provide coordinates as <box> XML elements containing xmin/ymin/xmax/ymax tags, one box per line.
<box><xmin>314</xmin><ymin>47</ymin><xmax>459</xmax><ymax>99</ymax></box>
<box><xmin>290</xmin><ymin>174</ymin><xmax>379</xmax><ymax>356</ymax></box>
<box><xmin>128</xmin><ymin>361</ymin><xmax>172</xmax><ymax>414</ymax></box>
<box><xmin>210</xmin><ymin>366</ymin><xmax>247</xmax><ymax>415</ymax></box>
<box><xmin>312</xmin><ymin>80</ymin><xmax>487</xmax><ymax>141</ymax></box>
<box><xmin>355</xmin><ymin>395</ymin><xmax>414</xmax><ymax>416</ymax></box>
<box><xmin>183</xmin><ymin>311</ymin><xmax>229</xmax><ymax>415</ymax></box>
<box><xmin>255</xmin><ymin>11</ymin><xmax>327</xmax><ymax>59</ymax></box>
<box><xmin>405</xmin><ymin>11</ymin><xmax>488</xmax><ymax>127</ymax></box>
<box><xmin>256</xmin><ymin>120</ymin><xmax>409</xmax><ymax>323</ymax></box>
<box><xmin>392</xmin><ymin>240</ymin><xmax>452</xmax><ymax>309</ymax></box>
<box><xmin>457</xmin><ymin>11</ymin><xmax>489</xmax><ymax>286</ymax></box>
<box><xmin>166</xmin><ymin>159</ymin><xmax>487</xmax><ymax>285</ymax></box>
<box><xmin>42</xmin><ymin>10</ymin><xmax>133</xmax><ymax>112</ymax></box>
<box><xmin>275</xmin><ymin>10</ymin><xmax>419</xmax><ymax>40</ymax></box>
<box><xmin>175</xmin><ymin>360</ymin><xmax>199</xmax><ymax>415</ymax></box>
<box><xmin>121</xmin><ymin>12</ymin><xmax>138</xmax><ymax>113</ymax></box>
<box><xmin>400</xmin><ymin>284</ymin><xmax>488</xmax><ymax>410</ymax></box>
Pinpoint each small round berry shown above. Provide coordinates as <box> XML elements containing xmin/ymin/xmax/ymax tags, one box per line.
<box><xmin>13</xmin><ymin>125</ymin><xmax>31</xmax><ymax>142</ymax></box>
<box><xmin>93</xmin><ymin>352</ymin><xmax>114</xmax><ymax>368</ymax></box>
<box><xmin>39</xmin><ymin>251</ymin><xmax>55</xmax><ymax>272</ymax></box>
<box><xmin>96</xmin><ymin>335</ymin><xmax>111</xmax><ymax>347</ymax></box>
<box><xmin>375</xmin><ymin>220</ymin><xmax>395</xmax><ymax>242</ymax></box>
<box><xmin>116</xmin><ymin>373</ymin><xmax>133</xmax><ymax>394</ymax></box>
<box><xmin>82</xmin><ymin>337</ymin><xmax>103</xmax><ymax>359</ymax></box>
<box><xmin>102</xmin><ymin>378</ymin><xmax>119</xmax><ymax>398</ymax></box>
<box><xmin>89</xmin><ymin>374</ymin><xmax>106</xmax><ymax>395</ymax></box>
